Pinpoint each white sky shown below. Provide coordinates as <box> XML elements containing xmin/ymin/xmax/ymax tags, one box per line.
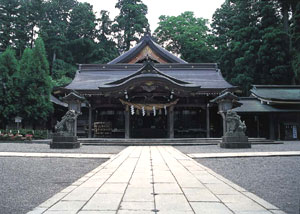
<box><xmin>78</xmin><ymin>0</ymin><xmax>225</xmax><ymax>32</ymax></box>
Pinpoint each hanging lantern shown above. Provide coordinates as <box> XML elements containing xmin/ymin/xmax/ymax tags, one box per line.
<box><xmin>164</xmin><ymin>105</ymin><xmax>167</xmax><ymax>115</ymax></box>
<box><xmin>142</xmin><ymin>106</ymin><xmax>145</xmax><ymax>116</ymax></box>
<box><xmin>153</xmin><ymin>106</ymin><xmax>156</xmax><ymax>116</ymax></box>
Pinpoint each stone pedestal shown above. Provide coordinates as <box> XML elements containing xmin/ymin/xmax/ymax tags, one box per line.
<box><xmin>220</xmin><ymin>136</ymin><xmax>251</xmax><ymax>148</ymax></box>
<box><xmin>50</xmin><ymin>134</ymin><xmax>80</xmax><ymax>149</ymax></box>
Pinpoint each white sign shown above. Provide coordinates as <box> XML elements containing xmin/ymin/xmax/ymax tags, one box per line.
<box><xmin>293</xmin><ymin>125</ymin><xmax>298</xmax><ymax>139</ymax></box>
<box><xmin>15</xmin><ymin>116</ymin><xmax>22</xmax><ymax>123</ymax></box>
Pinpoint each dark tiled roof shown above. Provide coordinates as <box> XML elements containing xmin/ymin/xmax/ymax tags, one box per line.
<box><xmin>108</xmin><ymin>35</ymin><xmax>187</xmax><ymax>64</ymax></box>
<box><xmin>233</xmin><ymin>97</ymin><xmax>300</xmax><ymax>113</ymax></box>
<box><xmin>50</xmin><ymin>95</ymin><xmax>68</xmax><ymax>107</ymax></box>
<box><xmin>65</xmin><ymin>63</ymin><xmax>234</xmax><ymax>91</ymax></box>
<box><xmin>251</xmin><ymin>85</ymin><xmax>300</xmax><ymax>102</ymax></box>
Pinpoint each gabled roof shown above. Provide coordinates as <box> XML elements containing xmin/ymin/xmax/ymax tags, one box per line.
<box><xmin>65</xmin><ymin>63</ymin><xmax>234</xmax><ymax>93</ymax></box>
<box><xmin>251</xmin><ymin>85</ymin><xmax>300</xmax><ymax>104</ymax></box>
<box><xmin>106</xmin><ymin>61</ymin><xmax>189</xmax><ymax>85</ymax></box>
<box><xmin>98</xmin><ymin>61</ymin><xmax>200</xmax><ymax>93</ymax></box>
<box><xmin>108</xmin><ymin>34</ymin><xmax>187</xmax><ymax>64</ymax></box>
<box><xmin>233</xmin><ymin>97</ymin><xmax>300</xmax><ymax>112</ymax></box>
<box><xmin>50</xmin><ymin>95</ymin><xmax>68</xmax><ymax>107</ymax></box>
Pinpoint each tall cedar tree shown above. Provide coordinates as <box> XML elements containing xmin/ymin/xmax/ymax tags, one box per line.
<box><xmin>95</xmin><ymin>10</ymin><xmax>119</xmax><ymax>63</ymax></box>
<box><xmin>154</xmin><ymin>11</ymin><xmax>214</xmax><ymax>63</ymax></box>
<box><xmin>66</xmin><ymin>2</ymin><xmax>99</xmax><ymax>64</ymax></box>
<box><xmin>0</xmin><ymin>0</ymin><xmax>20</xmax><ymax>50</ymax></box>
<box><xmin>291</xmin><ymin>2</ymin><xmax>300</xmax><ymax>83</ymax></box>
<box><xmin>212</xmin><ymin>0</ymin><xmax>293</xmax><ymax>94</ymax></box>
<box><xmin>0</xmin><ymin>48</ymin><xmax>20</xmax><ymax>128</ymax></box>
<box><xmin>21</xmin><ymin>37</ymin><xmax>53</xmax><ymax>125</ymax></box>
<box><xmin>39</xmin><ymin>0</ymin><xmax>77</xmax><ymax>70</ymax></box>
<box><xmin>114</xmin><ymin>0</ymin><xmax>150</xmax><ymax>52</ymax></box>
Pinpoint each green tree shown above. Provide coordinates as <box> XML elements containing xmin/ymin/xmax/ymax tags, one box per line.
<box><xmin>67</xmin><ymin>2</ymin><xmax>97</xmax><ymax>40</ymax></box>
<box><xmin>0</xmin><ymin>48</ymin><xmax>20</xmax><ymax>127</ymax></box>
<box><xmin>0</xmin><ymin>0</ymin><xmax>21</xmax><ymax>50</ymax></box>
<box><xmin>211</xmin><ymin>0</ymin><xmax>293</xmax><ymax>94</ymax></box>
<box><xmin>39</xmin><ymin>0</ymin><xmax>77</xmax><ymax>70</ymax></box>
<box><xmin>65</xmin><ymin>2</ymin><xmax>99</xmax><ymax>64</ymax></box>
<box><xmin>255</xmin><ymin>1</ymin><xmax>292</xmax><ymax>84</ymax></box>
<box><xmin>291</xmin><ymin>2</ymin><xmax>300</xmax><ymax>83</ymax></box>
<box><xmin>114</xmin><ymin>0</ymin><xmax>150</xmax><ymax>52</ymax></box>
<box><xmin>21</xmin><ymin>37</ymin><xmax>53</xmax><ymax>124</ymax></box>
<box><xmin>95</xmin><ymin>10</ymin><xmax>119</xmax><ymax>63</ymax></box>
<box><xmin>154</xmin><ymin>11</ymin><xmax>214</xmax><ymax>63</ymax></box>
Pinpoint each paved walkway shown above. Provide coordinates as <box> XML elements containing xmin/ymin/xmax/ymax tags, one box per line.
<box><xmin>28</xmin><ymin>146</ymin><xmax>286</xmax><ymax>214</ymax></box>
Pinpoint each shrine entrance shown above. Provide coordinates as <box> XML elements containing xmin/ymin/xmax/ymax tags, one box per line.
<box><xmin>130</xmin><ymin>114</ymin><xmax>167</xmax><ymax>138</ymax></box>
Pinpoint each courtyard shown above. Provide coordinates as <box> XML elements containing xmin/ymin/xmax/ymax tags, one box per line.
<box><xmin>0</xmin><ymin>141</ymin><xmax>299</xmax><ymax>214</ymax></box>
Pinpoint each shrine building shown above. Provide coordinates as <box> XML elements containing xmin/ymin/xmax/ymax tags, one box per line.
<box><xmin>55</xmin><ymin>35</ymin><xmax>235</xmax><ymax>138</ymax></box>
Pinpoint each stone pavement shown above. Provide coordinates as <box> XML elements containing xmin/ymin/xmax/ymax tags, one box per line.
<box><xmin>27</xmin><ymin>146</ymin><xmax>286</xmax><ymax>214</ymax></box>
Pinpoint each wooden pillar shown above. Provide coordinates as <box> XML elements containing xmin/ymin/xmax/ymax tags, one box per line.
<box><xmin>269</xmin><ymin>114</ymin><xmax>275</xmax><ymax>140</ymax></box>
<box><xmin>206</xmin><ymin>104</ymin><xmax>210</xmax><ymax>138</ymax></box>
<box><xmin>256</xmin><ymin>116</ymin><xmax>260</xmax><ymax>138</ymax></box>
<box><xmin>125</xmin><ymin>109</ymin><xmax>130</xmax><ymax>139</ymax></box>
<box><xmin>88</xmin><ymin>106</ymin><xmax>92</xmax><ymax>138</ymax></box>
<box><xmin>168</xmin><ymin>106</ymin><xmax>174</xmax><ymax>138</ymax></box>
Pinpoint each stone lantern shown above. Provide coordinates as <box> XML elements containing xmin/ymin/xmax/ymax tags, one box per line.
<box><xmin>211</xmin><ymin>90</ymin><xmax>240</xmax><ymax>136</ymax></box>
<box><xmin>50</xmin><ymin>92</ymin><xmax>85</xmax><ymax>149</ymax></box>
<box><xmin>211</xmin><ymin>90</ymin><xmax>250</xmax><ymax>149</ymax></box>
<box><xmin>62</xmin><ymin>92</ymin><xmax>85</xmax><ymax>136</ymax></box>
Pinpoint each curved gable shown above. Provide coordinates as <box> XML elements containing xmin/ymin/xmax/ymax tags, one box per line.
<box><xmin>108</xmin><ymin>34</ymin><xmax>187</xmax><ymax>64</ymax></box>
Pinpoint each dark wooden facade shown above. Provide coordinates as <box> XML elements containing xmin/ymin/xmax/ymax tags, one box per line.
<box><xmin>56</xmin><ymin>35</ymin><xmax>234</xmax><ymax>138</ymax></box>
<box><xmin>54</xmin><ymin>36</ymin><xmax>300</xmax><ymax>140</ymax></box>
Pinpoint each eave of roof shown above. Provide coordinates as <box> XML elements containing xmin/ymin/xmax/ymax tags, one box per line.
<box><xmin>50</xmin><ymin>95</ymin><xmax>68</xmax><ymax>107</ymax></box>
<box><xmin>251</xmin><ymin>85</ymin><xmax>300</xmax><ymax>103</ymax></box>
<box><xmin>233</xmin><ymin>97</ymin><xmax>300</xmax><ymax>112</ymax></box>
<box><xmin>64</xmin><ymin>63</ymin><xmax>234</xmax><ymax>92</ymax></box>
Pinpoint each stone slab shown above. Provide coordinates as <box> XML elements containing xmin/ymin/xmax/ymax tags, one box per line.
<box><xmin>27</xmin><ymin>146</ymin><xmax>286</xmax><ymax>214</ymax></box>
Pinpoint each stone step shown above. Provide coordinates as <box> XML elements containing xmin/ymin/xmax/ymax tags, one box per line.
<box><xmin>78</xmin><ymin>138</ymin><xmax>278</xmax><ymax>146</ymax></box>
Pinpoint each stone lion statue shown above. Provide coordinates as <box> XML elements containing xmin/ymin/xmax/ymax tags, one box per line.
<box><xmin>225</xmin><ymin>110</ymin><xmax>247</xmax><ymax>137</ymax></box>
<box><xmin>55</xmin><ymin>110</ymin><xmax>81</xmax><ymax>135</ymax></box>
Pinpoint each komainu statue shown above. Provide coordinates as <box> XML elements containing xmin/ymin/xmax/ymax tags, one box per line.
<box><xmin>55</xmin><ymin>110</ymin><xmax>81</xmax><ymax>136</ymax></box>
<box><xmin>225</xmin><ymin>110</ymin><xmax>247</xmax><ymax>137</ymax></box>
<box><xmin>220</xmin><ymin>110</ymin><xmax>250</xmax><ymax>148</ymax></box>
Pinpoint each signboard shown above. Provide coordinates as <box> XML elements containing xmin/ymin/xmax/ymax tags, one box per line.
<box><xmin>15</xmin><ymin>116</ymin><xmax>22</xmax><ymax>123</ymax></box>
<box><xmin>293</xmin><ymin>125</ymin><xmax>298</xmax><ymax>139</ymax></box>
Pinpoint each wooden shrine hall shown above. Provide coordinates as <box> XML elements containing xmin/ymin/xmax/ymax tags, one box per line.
<box><xmin>55</xmin><ymin>35</ymin><xmax>235</xmax><ymax>138</ymax></box>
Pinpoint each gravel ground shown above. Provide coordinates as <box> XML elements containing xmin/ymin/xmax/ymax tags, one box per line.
<box><xmin>194</xmin><ymin>156</ymin><xmax>300</xmax><ymax>214</ymax></box>
<box><xmin>0</xmin><ymin>144</ymin><xmax>125</xmax><ymax>214</ymax></box>
<box><xmin>0</xmin><ymin>142</ymin><xmax>126</xmax><ymax>154</ymax></box>
<box><xmin>175</xmin><ymin>141</ymin><xmax>300</xmax><ymax>154</ymax></box>
<box><xmin>0</xmin><ymin>157</ymin><xmax>106</xmax><ymax>214</ymax></box>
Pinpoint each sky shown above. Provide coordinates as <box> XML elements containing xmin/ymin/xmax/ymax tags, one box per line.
<box><xmin>78</xmin><ymin>0</ymin><xmax>225</xmax><ymax>32</ymax></box>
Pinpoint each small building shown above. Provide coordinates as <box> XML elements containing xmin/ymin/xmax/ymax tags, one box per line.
<box><xmin>233</xmin><ymin>85</ymin><xmax>300</xmax><ymax>140</ymax></box>
<box><xmin>56</xmin><ymin>35</ymin><xmax>235</xmax><ymax>138</ymax></box>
